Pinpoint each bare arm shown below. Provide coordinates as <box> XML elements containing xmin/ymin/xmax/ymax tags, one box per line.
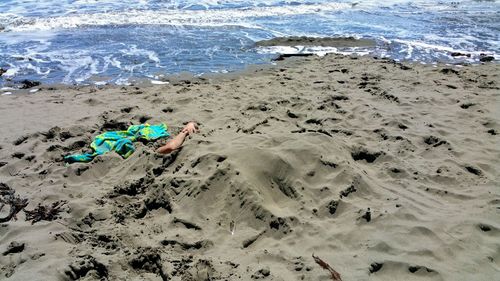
<box><xmin>156</xmin><ymin>131</ymin><xmax>188</xmax><ymax>154</ymax></box>
<box><xmin>156</xmin><ymin>122</ymin><xmax>198</xmax><ymax>154</ymax></box>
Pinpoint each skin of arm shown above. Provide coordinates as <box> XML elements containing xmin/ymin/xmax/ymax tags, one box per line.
<box><xmin>156</xmin><ymin>131</ymin><xmax>188</xmax><ymax>154</ymax></box>
<box><xmin>156</xmin><ymin>122</ymin><xmax>198</xmax><ymax>154</ymax></box>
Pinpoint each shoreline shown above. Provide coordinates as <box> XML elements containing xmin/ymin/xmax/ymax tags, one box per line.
<box><xmin>0</xmin><ymin>53</ymin><xmax>499</xmax><ymax>280</ymax></box>
<box><xmin>2</xmin><ymin>54</ymin><xmax>497</xmax><ymax>96</ymax></box>
<box><xmin>1</xmin><ymin>36</ymin><xmax>497</xmax><ymax>93</ymax></box>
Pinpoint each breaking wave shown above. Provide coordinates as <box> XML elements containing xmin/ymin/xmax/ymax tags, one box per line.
<box><xmin>1</xmin><ymin>2</ymin><xmax>352</xmax><ymax>32</ymax></box>
<box><xmin>0</xmin><ymin>0</ymin><xmax>498</xmax><ymax>87</ymax></box>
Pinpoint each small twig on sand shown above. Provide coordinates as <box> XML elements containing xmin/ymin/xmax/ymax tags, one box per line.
<box><xmin>25</xmin><ymin>201</ymin><xmax>67</xmax><ymax>224</ymax></box>
<box><xmin>0</xmin><ymin>183</ymin><xmax>29</xmax><ymax>223</ymax></box>
<box><xmin>312</xmin><ymin>254</ymin><xmax>343</xmax><ymax>281</ymax></box>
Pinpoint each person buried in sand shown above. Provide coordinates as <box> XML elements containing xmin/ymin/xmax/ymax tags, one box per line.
<box><xmin>63</xmin><ymin>121</ymin><xmax>199</xmax><ymax>163</ymax></box>
<box><xmin>156</xmin><ymin>121</ymin><xmax>199</xmax><ymax>154</ymax></box>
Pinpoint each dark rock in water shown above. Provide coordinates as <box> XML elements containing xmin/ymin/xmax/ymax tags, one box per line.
<box><xmin>19</xmin><ymin>79</ymin><xmax>41</xmax><ymax>89</ymax></box>
<box><xmin>479</xmin><ymin>55</ymin><xmax>494</xmax><ymax>62</ymax></box>
<box><xmin>0</xmin><ymin>68</ymin><xmax>6</xmax><ymax>76</ymax></box>
<box><xmin>256</xmin><ymin>36</ymin><xmax>376</xmax><ymax>48</ymax></box>
<box><xmin>450</xmin><ymin>52</ymin><xmax>471</xmax><ymax>57</ymax></box>
<box><xmin>274</xmin><ymin>53</ymin><xmax>314</xmax><ymax>61</ymax></box>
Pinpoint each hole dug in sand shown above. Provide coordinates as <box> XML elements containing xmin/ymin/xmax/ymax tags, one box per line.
<box><xmin>65</xmin><ymin>255</ymin><xmax>108</xmax><ymax>280</ymax></box>
<box><xmin>351</xmin><ymin>147</ymin><xmax>383</xmax><ymax>163</ymax></box>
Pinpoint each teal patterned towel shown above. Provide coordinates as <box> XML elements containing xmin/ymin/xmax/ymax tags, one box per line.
<box><xmin>64</xmin><ymin>123</ymin><xmax>169</xmax><ymax>163</ymax></box>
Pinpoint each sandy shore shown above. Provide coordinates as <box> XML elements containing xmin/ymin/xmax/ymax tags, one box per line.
<box><xmin>0</xmin><ymin>54</ymin><xmax>499</xmax><ymax>281</ymax></box>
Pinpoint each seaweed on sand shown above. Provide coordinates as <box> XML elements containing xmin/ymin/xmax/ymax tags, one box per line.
<box><xmin>0</xmin><ymin>183</ymin><xmax>29</xmax><ymax>223</ymax></box>
<box><xmin>25</xmin><ymin>200</ymin><xmax>67</xmax><ymax>224</ymax></box>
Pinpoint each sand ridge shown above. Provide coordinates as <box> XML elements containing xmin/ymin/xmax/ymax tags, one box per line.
<box><xmin>0</xmin><ymin>54</ymin><xmax>499</xmax><ymax>280</ymax></box>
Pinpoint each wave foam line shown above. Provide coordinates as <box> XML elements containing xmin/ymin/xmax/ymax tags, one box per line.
<box><xmin>3</xmin><ymin>3</ymin><xmax>352</xmax><ymax>32</ymax></box>
<box><xmin>393</xmin><ymin>39</ymin><xmax>497</xmax><ymax>56</ymax></box>
<box><xmin>257</xmin><ymin>45</ymin><xmax>374</xmax><ymax>57</ymax></box>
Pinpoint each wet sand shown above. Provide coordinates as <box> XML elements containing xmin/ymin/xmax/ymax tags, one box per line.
<box><xmin>254</xmin><ymin>36</ymin><xmax>376</xmax><ymax>47</ymax></box>
<box><xmin>0</xmin><ymin>54</ymin><xmax>499</xmax><ymax>280</ymax></box>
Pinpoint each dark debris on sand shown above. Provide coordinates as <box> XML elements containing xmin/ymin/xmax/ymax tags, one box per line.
<box><xmin>0</xmin><ymin>183</ymin><xmax>29</xmax><ymax>223</ymax></box>
<box><xmin>24</xmin><ymin>200</ymin><xmax>67</xmax><ymax>224</ymax></box>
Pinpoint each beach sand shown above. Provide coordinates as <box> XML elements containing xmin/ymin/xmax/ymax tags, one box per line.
<box><xmin>0</xmin><ymin>54</ymin><xmax>499</xmax><ymax>280</ymax></box>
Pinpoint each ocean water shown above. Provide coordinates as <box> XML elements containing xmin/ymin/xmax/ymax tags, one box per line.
<box><xmin>0</xmin><ymin>0</ymin><xmax>498</xmax><ymax>87</ymax></box>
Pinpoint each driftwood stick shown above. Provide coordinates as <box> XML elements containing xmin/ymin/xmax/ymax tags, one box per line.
<box><xmin>312</xmin><ymin>254</ymin><xmax>342</xmax><ymax>281</ymax></box>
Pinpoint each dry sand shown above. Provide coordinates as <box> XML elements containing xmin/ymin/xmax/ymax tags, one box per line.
<box><xmin>0</xmin><ymin>54</ymin><xmax>499</xmax><ymax>281</ymax></box>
